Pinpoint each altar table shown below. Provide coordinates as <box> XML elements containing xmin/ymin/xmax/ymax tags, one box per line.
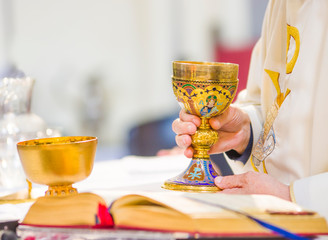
<box><xmin>1</xmin><ymin>155</ymin><xmax>328</xmax><ymax>240</ymax></box>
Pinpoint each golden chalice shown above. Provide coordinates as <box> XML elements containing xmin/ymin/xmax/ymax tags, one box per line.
<box><xmin>16</xmin><ymin>136</ymin><xmax>106</xmax><ymax>226</ymax></box>
<box><xmin>17</xmin><ymin>136</ymin><xmax>97</xmax><ymax>197</ymax></box>
<box><xmin>163</xmin><ymin>61</ymin><xmax>239</xmax><ymax>192</ymax></box>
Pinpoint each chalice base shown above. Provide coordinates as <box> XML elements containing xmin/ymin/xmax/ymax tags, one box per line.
<box><xmin>162</xmin><ymin>158</ymin><xmax>221</xmax><ymax>192</ymax></box>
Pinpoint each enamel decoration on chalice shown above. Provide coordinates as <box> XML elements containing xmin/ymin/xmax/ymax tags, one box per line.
<box><xmin>163</xmin><ymin>61</ymin><xmax>239</xmax><ymax>192</ymax></box>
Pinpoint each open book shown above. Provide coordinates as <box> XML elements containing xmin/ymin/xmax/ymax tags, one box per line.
<box><xmin>21</xmin><ymin>191</ymin><xmax>328</xmax><ymax>237</ymax></box>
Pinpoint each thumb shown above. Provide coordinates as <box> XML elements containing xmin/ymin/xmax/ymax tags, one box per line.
<box><xmin>210</xmin><ymin>105</ymin><xmax>249</xmax><ymax>132</ymax></box>
<box><xmin>214</xmin><ymin>175</ymin><xmax>244</xmax><ymax>189</ymax></box>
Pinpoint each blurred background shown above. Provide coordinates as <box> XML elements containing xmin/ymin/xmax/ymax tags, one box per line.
<box><xmin>0</xmin><ymin>0</ymin><xmax>268</xmax><ymax>160</ymax></box>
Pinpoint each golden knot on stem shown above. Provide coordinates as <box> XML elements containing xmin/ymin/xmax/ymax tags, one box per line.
<box><xmin>46</xmin><ymin>184</ymin><xmax>78</xmax><ymax>197</ymax></box>
<box><xmin>191</xmin><ymin>118</ymin><xmax>218</xmax><ymax>159</ymax></box>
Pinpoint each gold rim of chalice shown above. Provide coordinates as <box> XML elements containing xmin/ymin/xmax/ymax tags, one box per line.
<box><xmin>17</xmin><ymin>136</ymin><xmax>97</xmax><ymax>196</ymax></box>
<box><xmin>172</xmin><ymin>61</ymin><xmax>239</xmax><ymax>82</ymax></box>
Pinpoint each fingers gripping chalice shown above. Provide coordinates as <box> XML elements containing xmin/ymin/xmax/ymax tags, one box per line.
<box><xmin>163</xmin><ymin>61</ymin><xmax>239</xmax><ymax>192</ymax></box>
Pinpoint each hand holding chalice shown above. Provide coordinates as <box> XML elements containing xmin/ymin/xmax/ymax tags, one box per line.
<box><xmin>163</xmin><ymin>61</ymin><xmax>239</xmax><ymax>192</ymax></box>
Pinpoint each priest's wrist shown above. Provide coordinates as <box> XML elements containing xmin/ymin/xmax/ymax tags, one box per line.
<box><xmin>225</xmin><ymin>124</ymin><xmax>253</xmax><ymax>165</ymax></box>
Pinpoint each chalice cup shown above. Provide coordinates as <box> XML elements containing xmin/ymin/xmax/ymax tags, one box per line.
<box><xmin>163</xmin><ymin>61</ymin><xmax>239</xmax><ymax>192</ymax></box>
<box><xmin>17</xmin><ymin>136</ymin><xmax>97</xmax><ymax>197</ymax></box>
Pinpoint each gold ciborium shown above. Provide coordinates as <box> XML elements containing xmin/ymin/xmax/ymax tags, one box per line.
<box><xmin>16</xmin><ymin>136</ymin><xmax>105</xmax><ymax>226</ymax></box>
<box><xmin>17</xmin><ymin>136</ymin><xmax>97</xmax><ymax>197</ymax></box>
<box><xmin>163</xmin><ymin>61</ymin><xmax>239</xmax><ymax>192</ymax></box>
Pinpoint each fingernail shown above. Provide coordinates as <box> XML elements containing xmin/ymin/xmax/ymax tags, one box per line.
<box><xmin>215</xmin><ymin>176</ymin><xmax>223</xmax><ymax>185</ymax></box>
<box><xmin>192</xmin><ymin>119</ymin><xmax>199</xmax><ymax>126</ymax></box>
<box><xmin>211</xmin><ymin>120</ymin><xmax>219</xmax><ymax>130</ymax></box>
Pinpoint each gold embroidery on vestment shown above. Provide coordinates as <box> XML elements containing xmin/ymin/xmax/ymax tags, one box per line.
<box><xmin>251</xmin><ymin>24</ymin><xmax>300</xmax><ymax>172</ymax></box>
<box><xmin>286</xmin><ymin>24</ymin><xmax>300</xmax><ymax>74</ymax></box>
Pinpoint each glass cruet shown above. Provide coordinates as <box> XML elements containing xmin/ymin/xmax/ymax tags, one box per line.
<box><xmin>0</xmin><ymin>77</ymin><xmax>46</xmax><ymax>189</ymax></box>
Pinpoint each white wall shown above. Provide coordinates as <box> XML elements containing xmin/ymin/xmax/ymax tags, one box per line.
<box><xmin>1</xmin><ymin>0</ymin><xmax>261</xmax><ymax>149</ymax></box>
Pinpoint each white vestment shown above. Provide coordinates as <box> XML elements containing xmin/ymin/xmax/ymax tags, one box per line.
<box><xmin>228</xmin><ymin>0</ymin><xmax>328</xmax><ymax>220</ymax></box>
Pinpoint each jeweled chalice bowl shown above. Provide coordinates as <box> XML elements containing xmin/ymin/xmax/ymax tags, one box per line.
<box><xmin>162</xmin><ymin>61</ymin><xmax>238</xmax><ymax>192</ymax></box>
<box><xmin>17</xmin><ymin>136</ymin><xmax>97</xmax><ymax>196</ymax></box>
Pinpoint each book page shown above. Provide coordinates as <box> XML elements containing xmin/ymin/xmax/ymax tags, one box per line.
<box><xmin>96</xmin><ymin>190</ymin><xmax>305</xmax><ymax>215</ymax></box>
<box><xmin>184</xmin><ymin>193</ymin><xmax>304</xmax><ymax>214</ymax></box>
<box><xmin>98</xmin><ymin>190</ymin><xmax>226</xmax><ymax>214</ymax></box>
<box><xmin>136</xmin><ymin>192</ymin><xmax>228</xmax><ymax>215</ymax></box>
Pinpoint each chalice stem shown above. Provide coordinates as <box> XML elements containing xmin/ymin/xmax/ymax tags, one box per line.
<box><xmin>162</xmin><ymin>117</ymin><xmax>221</xmax><ymax>192</ymax></box>
<box><xmin>46</xmin><ymin>184</ymin><xmax>78</xmax><ymax>196</ymax></box>
<box><xmin>192</xmin><ymin>117</ymin><xmax>218</xmax><ymax>160</ymax></box>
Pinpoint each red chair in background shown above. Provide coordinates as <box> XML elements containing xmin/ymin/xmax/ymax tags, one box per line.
<box><xmin>214</xmin><ymin>43</ymin><xmax>255</xmax><ymax>99</ymax></box>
